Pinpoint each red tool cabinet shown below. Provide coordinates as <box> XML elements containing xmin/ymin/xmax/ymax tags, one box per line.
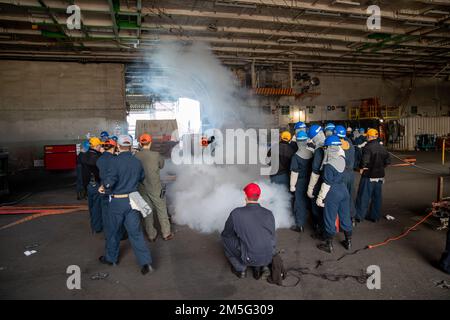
<box><xmin>44</xmin><ymin>144</ymin><xmax>77</xmax><ymax>170</ymax></box>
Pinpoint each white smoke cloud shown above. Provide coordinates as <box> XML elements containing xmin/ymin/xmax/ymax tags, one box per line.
<box><xmin>165</xmin><ymin>164</ymin><xmax>294</xmax><ymax>233</ymax></box>
<box><xmin>148</xmin><ymin>42</ymin><xmax>293</xmax><ymax>233</ymax></box>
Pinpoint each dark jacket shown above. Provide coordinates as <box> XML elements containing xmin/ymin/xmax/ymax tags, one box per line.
<box><xmin>221</xmin><ymin>203</ymin><xmax>276</xmax><ymax>267</ymax></box>
<box><xmin>361</xmin><ymin>140</ymin><xmax>391</xmax><ymax>178</ymax></box>
<box><xmin>80</xmin><ymin>149</ymin><xmax>101</xmax><ymax>187</ymax></box>
<box><xmin>268</xmin><ymin>141</ymin><xmax>296</xmax><ymax>175</ymax></box>
<box><xmin>103</xmin><ymin>151</ymin><xmax>145</xmax><ymax>195</ymax></box>
<box><xmin>342</xmin><ymin>137</ymin><xmax>355</xmax><ymax>170</ymax></box>
<box><xmin>96</xmin><ymin>152</ymin><xmax>115</xmax><ymax>185</ymax></box>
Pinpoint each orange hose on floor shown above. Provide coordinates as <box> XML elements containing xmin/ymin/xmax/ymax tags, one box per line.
<box><xmin>0</xmin><ymin>206</ymin><xmax>87</xmax><ymax>231</ymax></box>
<box><xmin>367</xmin><ymin>211</ymin><xmax>434</xmax><ymax>249</ymax></box>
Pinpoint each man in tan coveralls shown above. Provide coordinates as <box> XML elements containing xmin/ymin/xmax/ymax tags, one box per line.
<box><xmin>136</xmin><ymin>133</ymin><xmax>174</xmax><ymax>242</ymax></box>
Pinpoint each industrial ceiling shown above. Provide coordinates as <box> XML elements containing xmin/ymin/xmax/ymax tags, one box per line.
<box><xmin>0</xmin><ymin>0</ymin><xmax>450</xmax><ymax>79</ymax></box>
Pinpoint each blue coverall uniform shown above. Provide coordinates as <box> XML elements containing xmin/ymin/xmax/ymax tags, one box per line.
<box><xmin>81</xmin><ymin>149</ymin><xmax>103</xmax><ymax>233</ymax></box>
<box><xmin>321</xmin><ymin>162</ymin><xmax>352</xmax><ymax>239</ymax></box>
<box><xmin>342</xmin><ymin>137</ymin><xmax>356</xmax><ymax>217</ymax></box>
<box><xmin>103</xmin><ymin>151</ymin><xmax>152</xmax><ymax>267</ymax></box>
<box><xmin>311</xmin><ymin>148</ymin><xmax>325</xmax><ymax>231</ymax></box>
<box><xmin>221</xmin><ymin>203</ymin><xmax>276</xmax><ymax>273</ymax></box>
<box><xmin>290</xmin><ymin>154</ymin><xmax>312</xmax><ymax>228</ymax></box>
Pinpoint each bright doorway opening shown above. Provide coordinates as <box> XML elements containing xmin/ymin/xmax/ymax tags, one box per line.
<box><xmin>127</xmin><ymin>97</ymin><xmax>201</xmax><ymax>139</ymax></box>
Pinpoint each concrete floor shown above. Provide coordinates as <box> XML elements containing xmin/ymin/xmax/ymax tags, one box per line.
<box><xmin>1</xmin><ymin>151</ymin><xmax>449</xmax><ymax>300</ymax></box>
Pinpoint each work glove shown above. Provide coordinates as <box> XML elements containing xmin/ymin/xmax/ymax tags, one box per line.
<box><xmin>316</xmin><ymin>197</ymin><xmax>325</xmax><ymax>207</ymax></box>
<box><xmin>307</xmin><ymin>186</ymin><xmax>315</xmax><ymax>199</ymax></box>
<box><xmin>290</xmin><ymin>171</ymin><xmax>299</xmax><ymax>193</ymax></box>
<box><xmin>307</xmin><ymin>173</ymin><xmax>320</xmax><ymax>198</ymax></box>
<box><xmin>358</xmin><ymin>142</ymin><xmax>367</xmax><ymax>149</ymax></box>
<box><xmin>316</xmin><ymin>183</ymin><xmax>331</xmax><ymax>208</ymax></box>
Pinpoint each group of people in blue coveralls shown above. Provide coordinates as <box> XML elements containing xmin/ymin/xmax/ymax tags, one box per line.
<box><xmin>270</xmin><ymin>121</ymin><xmax>391</xmax><ymax>253</ymax></box>
<box><xmin>78</xmin><ymin>132</ymin><xmax>153</xmax><ymax>275</ymax></box>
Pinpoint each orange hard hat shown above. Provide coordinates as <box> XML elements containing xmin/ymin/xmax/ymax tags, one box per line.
<box><xmin>139</xmin><ymin>133</ymin><xmax>152</xmax><ymax>144</ymax></box>
<box><xmin>102</xmin><ymin>139</ymin><xmax>117</xmax><ymax>147</ymax></box>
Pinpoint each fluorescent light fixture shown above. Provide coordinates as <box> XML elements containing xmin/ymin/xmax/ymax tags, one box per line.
<box><xmin>424</xmin><ymin>9</ymin><xmax>450</xmax><ymax>15</ymax></box>
<box><xmin>278</xmin><ymin>38</ymin><xmax>298</xmax><ymax>43</ymax></box>
<box><xmin>393</xmin><ymin>48</ymin><xmax>411</xmax><ymax>52</ymax></box>
<box><xmin>349</xmin><ymin>14</ymin><xmax>367</xmax><ymax>19</ymax></box>
<box><xmin>332</xmin><ymin>0</ymin><xmax>361</xmax><ymax>6</ymax></box>
<box><xmin>404</xmin><ymin>21</ymin><xmax>435</xmax><ymax>27</ymax></box>
<box><xmin>305</xmin><ymin>10</ymin><xmax>341</xmax><ymax>17</ymax></box>
<box><xmin>215</xmin><ymin>1</ymin><xmax>257</xmax><ymax>9</ymax></box>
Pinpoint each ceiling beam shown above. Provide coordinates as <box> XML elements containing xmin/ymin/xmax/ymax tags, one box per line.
<box><xmin>0</xmin><ymin>40</ymin><xmax>447</xmax><ymax>71</ymax></box>
<box><xmin>210</xmin><ymin>0</ymin><xmax>442</xmax><ymax>23</ymax></box>
<box><xmin>140</xmin><ymin>23</ymin><xmax>450</xmax><ymax>50</ymax></box>
<box><xmin>107</xmin><ymin>0</ymin><xmax>120</xmax><ymax>47</ymax></box>
<box><xmin>135</xmin><ymin>7</ymin><xmax>450</xmax><ymax>38</ymax></box>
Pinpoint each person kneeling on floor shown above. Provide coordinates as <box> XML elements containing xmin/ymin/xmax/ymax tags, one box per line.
<box><xmin>221</xmin><ymin>183</ymin><xmax>276</xmax><ymax>280</ymax></box>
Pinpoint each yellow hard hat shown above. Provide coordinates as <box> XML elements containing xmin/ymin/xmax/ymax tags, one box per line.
<box><xmin>367</xmin><ymin>129</ymin><xmax>379</xmax><ymax>138</ymax></box>
<box><xmin>89</xmin><ymin>137</ymin><xmax>102</xmax><ymax>147</ymax></box>
<box><xmin>281</xmin><ymin>131</ymin><xmax>292</xmax><ymax>142</ymax></box>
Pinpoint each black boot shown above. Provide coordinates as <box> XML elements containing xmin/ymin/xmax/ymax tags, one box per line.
<box><xmin>253</xmin><ymin>266</ymin><xmax>262</xmax><ymax>280</ymax></box>
<box><xmin>261</xmin><ymin>266</ymin><xmax>271</xmax><ymax>280</ymax></box>
<box><xmin>317</xmin><ymin>238</ymin><xmax>333</xmax><ymax>253</ymax></box>
<box><xmin>141</xmin><ymin>264</ymin><xmax>154</xmax><ymax>275</ymax></box>
<box><xmin>231</xmin><ymin>267</ymin><xmax>247</xmax><ymax>279</ymax></box>
<box><xmin>341</xmin><ymin>232</ymin><xmax>352</xmax><ymax>250</ymax></box>
<box><xmin>98</xmin><ymin>256</ymin><xmax>116</xmax><ymax>266</ymax></box>
<box><xmin>290</xmin><ymin>225</ymin><xmax>304</xmax><ymax>233</ymax></box>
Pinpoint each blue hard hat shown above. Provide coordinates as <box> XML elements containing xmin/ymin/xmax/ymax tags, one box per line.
<box><xmin>294</xmin><ymin>121</ymin><xmax>306</xmax><ymax>130</ymax></box>
<box><xmin>324</xmin><ymin>123</ymin><xmax>335</xmax><ymax>131</ymax></box>
<box><xmin>100</xmin><ymin>131</ymin><xmax>109</xmax><ymax>138</ymax></box>
<box><xmin>335</xmin><ymin>125</ymin><xmax>346</xmax><ymax>138</ymax></box>
<box><xmin>307</xmin><ymin>124</ymin><xmax>322</xmax><ymax>139</ymax></box>
<box><xmin>296</xmin><ymin>131</ymin><xmax>308</xmax><ymax>141</ymax></box>
<box><xmin>359</xmin><ymin>128</ymin><xmax>365</xmax><ymax>133</ymax></box>
<box><xmin>110</xmin><ymin>135</ymin><xmax>118</xmax><ymax>142</ymax></box>
<box><xmin>81</xmin><ymin>140</ymin><xmax>90</xmax><ymax>151</ymax></box>
<box><xmin>324</xmin><ymin>135</ymin><xmax>342</xmax><ymax>147</ymax></box>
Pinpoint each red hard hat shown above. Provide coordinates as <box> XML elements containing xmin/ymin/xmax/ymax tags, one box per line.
<box><xmin>243</xmin><ymin>183</ymin><xmax>261</xmax><ymax>199</ymax></box>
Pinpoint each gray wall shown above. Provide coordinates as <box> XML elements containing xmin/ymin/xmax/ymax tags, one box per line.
<box><xmin>271</xmin><ymin>73</ymin><xmax>450</xmax><ymax>125</ymax></box>
<box><xmin>0</xmin><ymin>60</ymin><xmax>127</xmax><ymax>170</ymax></box>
